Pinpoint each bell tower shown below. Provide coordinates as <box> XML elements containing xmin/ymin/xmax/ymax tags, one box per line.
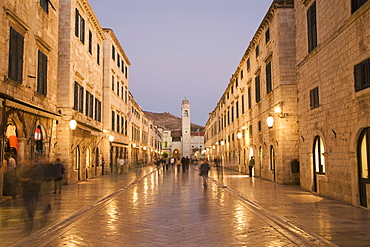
<box><xmin>181</xmin><ymin>98</ymin><xmax>191</xmax><ymax>157</ymax></box>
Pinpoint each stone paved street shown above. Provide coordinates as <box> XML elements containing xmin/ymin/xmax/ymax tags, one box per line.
<box><xmin>1</xmin><ymin>164</ymin><xmax>370</xmax><ymax>246</ymax></box>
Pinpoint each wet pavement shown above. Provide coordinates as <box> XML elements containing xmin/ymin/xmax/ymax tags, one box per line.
<box><xmin>1</xmin><ymin>164</ymin><xmax>369</xmax><ymax>246</ymax></box>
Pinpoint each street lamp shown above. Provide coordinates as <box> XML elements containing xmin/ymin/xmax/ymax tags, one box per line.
<box><xmin>69</xmin><ymin>119</ymin><xmax>77</xmax><ymax>130</ymax></box>
<box><xmin>266</xmin><ymin>116</ymin><xmax>274</xmax><ymax>128</ymax></box>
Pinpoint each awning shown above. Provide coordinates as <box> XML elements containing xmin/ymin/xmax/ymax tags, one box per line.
<box><xmin>4</xmin><ymin>96</ymin><xmax>60</xmax><ymax>120</ymax></box>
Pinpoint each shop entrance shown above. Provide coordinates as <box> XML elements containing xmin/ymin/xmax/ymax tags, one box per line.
<box><xmin>358</xmin><ymin>128</ymin><xmax>370</xmax><ymax>207</ymax></box>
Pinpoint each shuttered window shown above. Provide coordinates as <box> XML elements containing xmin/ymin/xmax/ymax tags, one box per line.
<box><xmin>73</xmin><ymin>82</ymin><xmax>84</xmax><ymax>113</ymax></box>
<box><xmin>351</xmin><ymin>0</ymin><xmax>368</xmax><ymax>14</ymax></box>
<box><xmin>310</xmin><ymin>87</ymin><xmax>320</xmax><ymax>109</ymax></box>
<box><xmin>94</xmin><ymin>99</ymin><xmax>102</xmax><ymax>122</ymax></box>
<box><xmin>74</xmin><ymin>82</ymin><xmax>79</xmax><ymax>110</ymax></box>
<box><xmin>79</xmin><ymin>85</ymin><xmax>84</xmax><ymax>113</ymax></box>
<box><xmin>97</xmin><ymin>44</ymin><xmax>100</xmax><ymax>65</ymax></box>
<box><xmin>354</xmin><ymin>58</ymin><xmax>370</xmax><ymax>92</ymax></box>
<box><xmin>255</xmin><ymin>75</ymin><xmax>261</xmax><ymax>103</ymax></box>
<box><xmin>88</xmin><ymin>30</ymin><xmax>92</xmax><ymax>54</ymax></box>
<box><xmin>266</xmin><ymin>61</ymin><xmax>272</xmax><ymax>93</ymax></box>
<box><xmin>40</xmin><ymin>0</ymin><xmax>49</xmax><ymax>13</ymax></box>
<box><xmin>37</xmin><ymin>50</ymin><xmax>48</xmax><ymax>95</ymax></box>
<box><xmin>307</xmin><ymin>1</ymin><xmax>317</xmax><ymax>52</ymax></box>
<box><xmin>265</xmin><ymin>28</ymin><xmax>270</xmax><ymax>44</ymax></box>
<box><xmin>75</xmin><ymin>9</ymin><xmax>85</xmax><ymax>44</ymax></box>
<box><xmin>8</xmin><ymin>27</ymin><xmax>24</xmax><ymax>83</ymax></box>
<box><xmin>111</xmin><ymin>111</ymin><xmax>115</xmax><ymax>131</ymax></box>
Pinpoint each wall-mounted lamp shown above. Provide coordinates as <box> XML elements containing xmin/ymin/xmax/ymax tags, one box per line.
<box><xmin>69</xmin><ymin>119</ymin><xmax>77</xmax><ymax>130</ymax></box>
<box><xmin>109</xmin><ymin>135</ymin><xmax>115</xmax><ymax>142</ymax></box>
<box><xmin>266</xmin><ymin>116</ymin><xmax>274</xmax><ymax>128</ymax></box>
<box><xmin>274</xmin><ymin>105</ymin><xmax>288</xmax><ymax>118</ymax></box>
<box><xmin>220</xmin><ymin>140</ymin><xmax>225</xmax><ymax>145</ymax></box>
<box><xmin>132</xmin><ymin>143</ymin><xmax>136</xmax><ymax>148</ymax></box>
<box><xmin>237</xmin><ymin>132</ymin><xmax>242</xmax><ymax>139</ymax></box>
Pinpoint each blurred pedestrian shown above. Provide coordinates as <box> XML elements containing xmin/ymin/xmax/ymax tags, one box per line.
<box><xmin>53</xmin><ymin>158</ymin><xmax>65</xmax><ymax>194</ymax></box>
<box><xmin>3</xmin><ymin>155</ymin><xmax>17</xmax><ymax>199</ymax></box>
<box><xmin>170</xmin><ymin>157</ymin><xmax>175</xmax><ymax>167</ymax></box>
<box><xmin>248</xmin><ymin>156</ymin><xmax>255</xmax><ymax>177</ymax></box>
<box><xmin>16</xmin><ymin>159</ymin><xmax>44</xmax><ymax>219</ymax></box>
<box><xmin>164</xmin><ymin>157</ymin><xmax>169</xmax><ymax>170</ymax></box>
<box><xmin>40</xmin><ymin>157</ymin><xmax>54</xmax><ymax>213</ymax></box>
<box><xmin>199</xmin><ymin>159</ymin><xmax>211</xmax><ymax>188</ymax></box>
<box><xmin>117</xmin><ymin>156</ymin><xmax>124</xmax><ymax>174</ymax></box>
<box><xmin>101</xmin><ymin>158</ymin><xmax>105</xmax><ymax>175</ymax></box>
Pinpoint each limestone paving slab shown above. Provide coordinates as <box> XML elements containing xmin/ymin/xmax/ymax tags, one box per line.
<box><xmin>208</xmin><ymin>169</ymin><xmax>370</xmax><ymax>247</ymax></box>
<box><xmin>0</xmin><ymin>166</ymin><xmax>155</xmax><ymax>247</ymax></box>
<box><xmin>21</xmin><ymin>166</ymin><xmax>302</xmax><ymax>247</ymax></box>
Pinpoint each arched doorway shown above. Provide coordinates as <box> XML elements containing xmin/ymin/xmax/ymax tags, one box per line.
<box><xmin>85</xmin><ymin>148</ymin><xmax>90</xmax><ymax>178</ymax></box>
<box><xmin>313</xmin><ymin>136</ymin><xmax>325</xmax><ymax>192</ymax></box>
<box><xmin>75</xmin><ymin>146</ymin><xmax>80</xmax><ymax>181</ymax></box>
<box><xmin>173</xmin><ymin>149</ymin><xmax>180</xmax><ymax>159</ymax></box>
<box><xmin>270</xmin><ymin>145</ymin><xmax>276</xmax><ymax>182</ymax></box>
<box><xmin>95</xmin><ymin>147</ymin><xmax>100</xmax><ymax>176</ymax></box>
<box><xmin>358</xmin><ymin>128</ymin><xmax>370</xmax><ymax>207</ymax></box>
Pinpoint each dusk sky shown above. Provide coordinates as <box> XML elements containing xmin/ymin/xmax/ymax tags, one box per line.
<box><xmin>89</xmin><ymin>0</ymin><xmax>273</xmax><ymax>126</ymax></box>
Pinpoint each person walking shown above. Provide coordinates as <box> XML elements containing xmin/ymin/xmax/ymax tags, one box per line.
<box><xmin>248</xmin><ymin>156</ymin><xmax>255</xmax><ymax>177</ymax></box>
<box><xmin>16</xmin><ymin>159</ymin><xmax>44</xmax><ymax>220</ymax></box>
<box><xmin>170</xmin><ymin>157</ymin><xmax>175</xmax><ymax>167</ymax></box>
<box><xmin>53</xmin><ymin>158</ymin><xmax>65</xmax><ymax>194</ymax></box>
<box><xmin>199</xmin><ymin>159</ymin><xmax>211</xmax><ymax>188</ymax></box>
<box><xmin>117</xmin><ymin>156</ymin><xmax>124</xmax><ymax>174</ymax></box>
<box><xmin>101</xmin><ymin>158</ymin><xmax>105</xmax><ymax>175</ymax></box>
<box><xmin>181</xmin><ymin>156</ymin><xmax>186</xmax><ymax>172</ymax></box>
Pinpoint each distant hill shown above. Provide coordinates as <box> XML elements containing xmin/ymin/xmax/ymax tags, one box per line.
<box><xmin>144</xmin><ymin>111</ymin><xmax>204</xmax><ymax>132</ymax></box>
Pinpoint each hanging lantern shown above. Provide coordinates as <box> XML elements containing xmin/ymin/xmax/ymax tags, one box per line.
<box><xmin>34</xmin><ymin>126</ymin><xmax>42</xmax><ymax>140</ymax></box>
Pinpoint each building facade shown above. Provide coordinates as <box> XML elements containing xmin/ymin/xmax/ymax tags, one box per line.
<box><xmin>101</xmin><ymin>28</ymin><xmax>130</xmax><ymax>174</ymax></box>
<box><xmin>205</xmin><ymin>0</ymin><xmax>370</xmax><ymax>209</ymax></box>
<box><xmin>205</xmin><ymin>0</ymin><xmax>298</xmax><ymax>184</ymax></box>
<box><xmin>295</xmin><ymin>0</ymin><xmax>370</xmax><ymax>207</ymax></box>
<box><xmin>57</xmin><ymin>0</ymin><xmax>105</xmax><ymax>183</ymax></box>
<box><xmin>0</xmin><ymin>0</ymin><xmax>60</xmax><ymax>198</ymax></box>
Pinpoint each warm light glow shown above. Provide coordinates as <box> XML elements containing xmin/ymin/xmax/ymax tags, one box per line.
<box><xmin>143</xmin><ymin>146</ymin><xmax>147</xmax><ymax>150</ymax></box>
<box><xmin>266</xmin><ymin>116</ymin><xmax>274</xmax><ymax>128</ymax></box>
<box><xmin>221</xmin><ymin>140</ymin><xmax>225</xmax><ymax>145</ymax></box>
<box><xmin>132</xmin><ymin>143</ymin><xmax>136</xmax><ymax>148</ymax></box>
<box><xmin>237</xmin><ymin>132</ymin><xmax>242</xmax><ymax>139</ymax></box>
<box><xmin>274</xmin><ymin>106</ymin><xmax>282</xmax><ymax>114</ymax></box>
<box><xmin>69</xmin><ymin>120</ymin><xmax>77</xmax><ymax>130</ymax></box>
<box><xmin>213</xmin><ymin>145</ymin><xmax>215</xmax><ymax>149</ymax></box>
<box><xmin>215</xmin><ymin>142</ymin><xmax>219</xmax><ymax>145</ymax></box>
<box><xmin>109</xmin><ymin>135</ymin><xmax>115</xmax><ymax>142</ymax></box>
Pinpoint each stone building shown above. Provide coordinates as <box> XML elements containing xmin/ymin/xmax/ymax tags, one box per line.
<box><xmin>101</xmin><ymin>28</ymin><xmax>130</xmax><ymax>174</ymax></box>
<box><xmin>57</xmin><ymin>0</ymin><xmax>105</xmax><ymax>183</ymax></box>
<box><xmin>205</xmin><ymin>0</ymin><xmax>298</xmax><ymax>184</ymax></box>
<box><xmin>0</xmin><ymin>0</ymin><xmax>60</xmax><ymax>199</ymax></box>
<box><xmin>295</xmin><ymin>0</ymin><xmax>370</xmax><ymax>208</ymax></box>
<box><xmin>129</xmin><ymin>95</ymin><xmax>162</xmax><ymax>167</ymax></box>
<box><xmin>160</xmin><ymin>99</ymin><xmax>205</xmax><ymax>160</ymax></box>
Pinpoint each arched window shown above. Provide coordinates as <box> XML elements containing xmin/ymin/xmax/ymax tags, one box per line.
<box><xmin>86</xmin><ymin>148</ymin><xmax>90</xmax><ymax>168</ymax></box>
<box><xmin>75</xmin><ymin>146</ymin><xmax>80</xmax><ymax>170</ymax></box>
<box><xmin>184</xmin><ymin>110</ymin><xmax>188</xmax><ymax>116</ymax></box>
<box><xmin>270</xmin><ymin>145</ymin><xmax>275</xmax><ymax>171</ymax></box>
<box><xmin>313</xmin><ymin>136</ymin><xmax>325</xmax><ymax>174</ymax></box>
